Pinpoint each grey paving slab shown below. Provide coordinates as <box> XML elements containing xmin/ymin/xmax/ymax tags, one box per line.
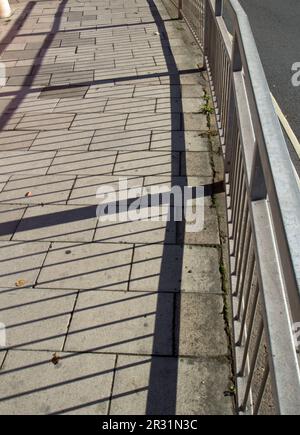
<box><xmin>130</xmin><ymin>244</ymin><xmax>222</xmax><ymax>293</ymax></box>
<box><xmin>0</xmin><ymin>350</ymin><xmax>115</xmax><ymax>414</ymax></box>
<box><xmin>31</xmin><ymin>129</ymin><xmax>94</xmax><ymax>151</ymax></box>
<box><xmin>95</xmin><ymin>210</ymin><xmax>176</xmax><ymax>244</ymax></box>
<box><xmin>17</xmin><ymin>113</ymin><xmax>75</xmax><ymax>131</ymax></box>
<box><xmin>1</xmin><ymin>114</ymin><xmax>24</xmax><ymax>130</ymax></box>
<box><xmin>150</xmin><ymin>131</ymin><xmax>211</xmax><ymax>151</ymax></box>
<box><xmin>143</xmin><ymin>175</ymin><xmax>214</xmax><ymax>192</ymax></box>
<box><xmin>0</xmin><ymin>288</ymin><xmax>77</xmax><ymax>350</ymax></box>
<box><xmin>126</xmin><ymin>112</ymin><xmax>181</xmax><ymax>131</ymax></box>
<box><xmin>68</xmin><ymin>175</ymin><xmax>144</xmax><ymax>205</ymax></box>
<box><xmin>13</xmin><ymin>205</ymin><xmax>97</xmax><ymax>242</ymax></box>
<box><xmin>37</xmin><ymin>242</ymin><xmax>133</xmax><ymax>290</ymax></box>
<box><xmin>183</xmin><ymin>113</ymin><xmax>209</xmax><ymax>131</ymax></box>
<box><xmin>105</xmin><ymin>98</ymin><xmax>156</xmax><ymax>114</ymax></box>
<box><xmin>175</xmin><ymin>293</ymin><xmax>228</xmax><ymax>357</ymax></box>
<box><xmin>0</xmin><ymin>174</ymin><xmax>75</xmax><ymax>205</ymax></box>
<box><xmin>114</xmin><ymin>151</ymin><xmax>180</xmax><ymax>176</ymax></box>
<box><xmin>6</xmin><ymin>74</ymin><xmax>51</xmax><ymax>87</ymax></box>
<box><xmin>0</xmin><ymin>176</ymin><xmax>9</xmax><ymax>193</ymax></box>
<box><xmin>156</xmin><ymin>97</ymin><xmax>204</xmax><ymax>113</ymax></box>
<box><xmin>50</xmin><ymin>71</ymin><xmax>94</xmax><ymax>86</ymax></box>
<box><xmin>110</xmin><ymin>355</ymin><xmax>233</xmax><ymax>415</ymax></box>
<box><xmin>0</xmin><ymin>241</ymin><xmax>50</xmax><ymax>288</ymax></box>
<box><xmin>39</xmin><ymin>86</ymin><xmax>89</xmax><ymax>99</ymax></box>
<box><xmin>1</xmin><ymin>49</ymin><xmax>40</xmax><ymax>61</ymax></box>
<box><xmin>47</xmin><ymin>150</ymin><xmax>116</xmax><ymax>176</ymax></box>
<box><xmin>54</xmin><ymin>97</ymin><xmax>106</xmax><ymax>114</ymax></box>
<box><xmin>90</xmin><ymin>130</ymin><xmax>151</xmax><ymax>152</ymax></box>
<box><xmin>0</xmin><ymin>151</ymin><xmax>55</xmax><ymax>176</ymax></box>
<box><xmin>0</xmin><ymin>204</ymin><xmax>26</xmax><ymax>240</ymax></box>
<box><xmin>181</xmin><ymin>151</ymin><xmax>213</xmax><ymax>177</ymax></box>
<box><xmin>9</xmin><ymin>98</ymin><xmax>59</xmax><ymax>115</ymax></box>
<box><xmin>71</xmin><ymin>113</ymin><xmax>127</xmax><ymax>130</ymax></box>
<box><xmin>181</xmin><ymin>85</ymin><xmax>205</xmax><ymax>98</ymax></box>
<box><xmin>65</xmin><ymin>290</ymin><xmax>174</xmax><ymax>355</ymax></box>
<box><xmin>179</xmin><ymin>206</ymin><xmax>220</xmax><ymax>246</ymax></box>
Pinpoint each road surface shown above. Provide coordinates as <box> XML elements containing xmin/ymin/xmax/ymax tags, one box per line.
<box><xmin>237</xmin><ymin>0</ymin><xmax>300</xmax><ymax>172</ymax></box>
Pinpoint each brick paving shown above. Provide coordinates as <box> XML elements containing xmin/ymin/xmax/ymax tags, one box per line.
<box><xmin>0</xmin><ymin>0</ymin><xmax>233</xmax><ymax>415</ymax></box>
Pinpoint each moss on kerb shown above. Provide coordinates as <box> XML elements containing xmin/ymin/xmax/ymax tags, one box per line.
<box><xmin>202</xmin><ymin>83</ymin><xmax>237</xmax><ymax>410</ymax></box>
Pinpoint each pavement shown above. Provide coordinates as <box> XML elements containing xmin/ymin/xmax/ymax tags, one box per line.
<box><xmin>0</xmin><ymin>0</ymin><xmax>233</xmax><ymax>415</ymax></box>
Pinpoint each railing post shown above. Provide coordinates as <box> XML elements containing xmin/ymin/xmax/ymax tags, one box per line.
<box><xmin>224</xmin><ymin>35</ymin><xmax>242</xmax><ymax>171</ymax></box>
<box><xmin>178</xmin><ymin>0</ymin><xmax>183</xmax><ymax>19</ymax></box>
<box><xmin>0</xmin><ymin>0</ymin><xmax>11</xmax><ymax>18</ymax></box>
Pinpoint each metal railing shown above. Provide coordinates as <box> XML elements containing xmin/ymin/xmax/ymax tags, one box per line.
<box><xmin>170</xmin><ymin>0</ymin><xmax>300</xmax><ymax>414</ymax></box>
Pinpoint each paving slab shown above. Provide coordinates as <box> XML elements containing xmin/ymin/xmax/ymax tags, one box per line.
<box><xmin>13</xmin><ymin>204</ymin><xmax>97</xmax><ymax>242</ymax></box>
<box><xmin>0</xmin><ymin>288</ymin><xmax>77</xmax><ymax>350</ymax></box>
<box><xmin>53</xmin><ymin>97</ymin><xmax>106</xmax><ymax>114</ymax></box>
<box><xmin>150</xmin><ymin>131</ymin><xmax>211</xmax><ymax>151</ymax></box>
<box><xmin>90</xmin><ymin>130</ymin><xmax>151</xmax><ymax>152</ymax></box>
<box><xmin>0</xmin><ymin>174</ymin><xmax>75</xmax><ymax>205</ymax></box>
<box><xmin>178</xmin><ymin>205</ymin><xmax>220</xmax><ymax>245</ymax></box>
<box><xmin>175</xmin><ymin>293</ymin><xmax>228</xmax><ymax>357</ymax></box>
<box><xmin>71</xmin><ymin>112</ymin><xmax>127</xmax><ymax>130</ymax></box>
<box><xmin>0</xmin><ymin>241</ymin><xmax>50</xmax><ymax>288</ymax></box>
<box><xmin>126</xmin><ymin>112</ymin><xmax>181</xmax><ymax>131</ymax></box>
<box><xmin>114</xmin><ymin>151</ymin><xmax>180</xmax><ymax>176</ymax></box>
<box><xmin>110</xmin><ymin>355</ymin><xmax>232</xmax><ymax>415</ymax></box>
<box><xmin>31</xmin><ymin>129</ymin><xmax>94</xmax><ymax>151</ymax></box>
<box><xmin>0</xmin><ymin>130</ymin><xmax>38</xmax><ymax>151</ymax></box>
<box><xmin>37</xmin><ymin>242</ymin><xmax>133</xmax><ymax>290</ymax></box>
<box><xmin>183</xmin><ymin>113</ymin><xmax>209</xmax><ymax>131</ymax></box>
<box><xmin>65</xmin><ymin>290</ymin><xmax>174</xmax><ymax>355</ymax></box>
<box><xmin>0</xmin><ymin>204</ymin><xmax>26</xmax><ymax>240</ymax></box>
<box><xmin>47</xmin><ymin>150</ymin><xmax>116</xmax><ymax>175</ymax></box>
<box><xmin>95</xmin><ymin>210</ymin><xmax>176</xmax><ymax>244</ymax></box>
<box><xmin>0</xmin><ymin>176</ymin><xmax>9</xmax><ymax>193</ymax></box>
<box><xmin>0</xmin><ymin>350</ymin><xmax>115</xmax><ymax>415</ymax></box>
<box><xmin>17</xmin><ymin>113</ymin><xmax>75</xmax><ymax>131</ymax></box>
<box><xmin>130</xmin><ymin>244</ymin><xmax>222</xmax><ymax>293</ymax></box>
<box><xmin>68</xmin><ymin>175</ymin><xmax>143</xmax><ymax>205</ymax></box>
<box><xmin>0</xmin><ymin>151</ymin><xmax>55</xmax><ymax>176</ymax></box>
<box><xmin>181</xmin><ymin>151</ymin><xmax>213</xmax><ymax>177</ymax></box>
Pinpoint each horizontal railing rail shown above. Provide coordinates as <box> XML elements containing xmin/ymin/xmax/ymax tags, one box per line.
<box><xmin>169</xmin><ymin>0</ymin><xmax>300</xmax><ymax>415</ymax></box>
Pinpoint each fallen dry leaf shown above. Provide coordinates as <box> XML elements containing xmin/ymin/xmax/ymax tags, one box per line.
<box><xmin>51</xmin><ymin>353</ymin><xmax>60</xmax><ymax>365</ymax></box>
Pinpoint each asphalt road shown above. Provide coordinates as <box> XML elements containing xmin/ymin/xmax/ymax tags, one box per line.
<box><xmin>233</xmin><ymin>0</ymin><xmax>300</xmax><ymax>171</ymax></box>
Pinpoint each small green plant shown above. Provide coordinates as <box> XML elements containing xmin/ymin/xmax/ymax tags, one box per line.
<box><xmin>200</xmin><ymin>91</ymin><xmax>214</xmax><ymax>129</ymax></box>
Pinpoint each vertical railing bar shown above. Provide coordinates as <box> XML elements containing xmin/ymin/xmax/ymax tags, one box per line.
<box><xmin>231</xmin><ymin>145</ymin><xmax>243</xmax><ymax>236</ymax></box>
<box><xmin>230</xmin><ymin>133</ymin><xmax>242</xmax><ymax>222</ymax></box>
<box><xmin>253</xmin><ymin>361</ymin><xmax>270</xmax><ymax>415</ymax></box>
<box><xmin>237</xmin><ymin>280</ymin><xmax>259</xmax><ymax>368</ymax></box>
<box><xmin>235</xmin><ymin>249</ymin><xmax>255</xmax><ymax>321</ymax></box>
<box><xmin>233</xmin><ymin>211</ymin><xmax>250</xmax><ymax>293</ymax></box>
<box><xmin>240</xmin><ymin>319</ymin><xmax>264</xmax><ymax>412</ymax></box>
<box><xmin>234</xmin><ymin>190</ymin><xmax>247</xmax><ymax>267</ymax></box>
<box><xmin>232</xmin><ymin>171</ymin><xmax>246</xmax><ymax>255</ymax></box>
